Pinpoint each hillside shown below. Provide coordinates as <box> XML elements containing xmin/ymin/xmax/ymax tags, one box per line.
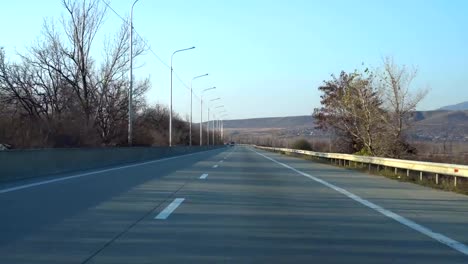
<box><xmin>223</xmin><ymin>115</ymin><xmax>314</xmax><ymax>129</ymax></box>
<box><xmin>410</xmin><ymin>110</ymin><xmax>468</xmax><ymax>141</ymax></box>
<box><xmin>438</xmin><ymin>101</ymin><xmax>468</xmax><ymax>111</ymax></box>
<box><xmin>224</xmin><ymin>111</ymin><xmax>468</xmax><ymax>142</ymax></box>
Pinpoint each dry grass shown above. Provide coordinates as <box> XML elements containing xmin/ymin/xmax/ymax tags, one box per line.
<box><xmin>411</xmin><ymin>141</ymin><xmax>468</xmax><ymax>165</ymax></box>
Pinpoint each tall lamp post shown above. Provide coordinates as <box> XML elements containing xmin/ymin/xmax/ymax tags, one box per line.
<box><xmin>212</xmin><ymin>114</ymin><xmax>217</xmax><ymax>145</ymax></box>
<box><xmin>207</xmin><ymin>98</ymin><xmax>220</xmax><ymax>145</ymax></box>
<box><xmin>200</xmin><ymin>87</ymin><xmax>216</xmax><ymax>146</ymax></box>
<box><xmin>207</xmin><ymin>108</ymin><xmax>210</xmax><ymax>146</ymax></box>
<box><xmin>128</xmin><ymin>0</ymin><xmax>140</xmax><ymax>146</ymax></box>
<box><xmin>215</xmin><ymin>106</ymin><xmax>225</xmax><ymax>144</ymax></box>
<box><xmin>220</xmin><ymin>112</ymin><xmax>228</xmax><ymax>142</ymax></box>
<box><xmin>190</xmin><ymin>74</ymin><xmax>208</xmax><ymax>146</ymax></box>
<box><xmin>169</xmin><ymin>46</ymin><xmax>195</xmax><ymax>147</ymax></box>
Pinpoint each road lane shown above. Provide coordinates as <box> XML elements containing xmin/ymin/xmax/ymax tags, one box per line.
<box><xmin>251</xmin><ymin>148</ymin><xmax>468</xmax><ymax>255</ymax></box>
<box><xmin>0</xmin><ymin>147</ymin><xmax>229</xmax><ymax>264</ymax></box>
<box><xmin>250</xmin><ymin>147</ymin><xmax>468</xmax><ymax>251</ymax></box>
<box><xmin>88</xmin><ymin>146</ymin><xmax>467</xmax><ymax>263</ymax></box>
<box><xmin>2</xmin><ymin>146</ymin><xmax>467</xmax><ymax>263</ymax></box>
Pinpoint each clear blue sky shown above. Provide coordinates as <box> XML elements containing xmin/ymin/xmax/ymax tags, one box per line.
<box><xmin>1</xmin><ymin>0</ymin><xmax>467</xmax><ymax>120</ymax></box>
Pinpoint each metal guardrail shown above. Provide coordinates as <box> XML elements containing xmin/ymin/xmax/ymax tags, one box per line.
<box><xmin>255</xmin><ymin>146</ymin><xmax>468</xmax><ymax>186</ymax></box>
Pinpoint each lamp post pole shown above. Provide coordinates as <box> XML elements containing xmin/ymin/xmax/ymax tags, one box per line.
<box><xmin>190</xmin><ymin>74</ymin><xmax>208</xmax><ymax>146</ymax></box>
<box><xmin>215</xmin><ymin>106</ymin><xmax>225</xmax><ymax>145</ymax></box>
<box><xmin>207</xmin><ymin>108</ymin><xmax>210</xmax><ymax>145</ymax></box>
<box><xmin>128</xmin><ymin>0</ymin><xmax>141</xmax><ymax>146</ymax></box>
<box><xmin>212</xmin><ymin>115</ymin><xmax>216</xmax><ymax>145</ymax></box>
<box><xmin>220</xmin><ymin>113</ymin><xmax>228</xmax><ymax>143</ymax></box>
<box><xmin>200</xmin><ymin>87</ymin><xmax>216</xmax><ymax>146</ymax></box>
<box><xmin>169</xmin><ymin>46</ymin><xmax>195</xmax><ymax>146</ymax></box>
<box><xmin>207</xmin><ymin>98</ymin><xmax>220</xmax><ymax>145</ymax></box>
<box><xmin>213</xmin><ymin>116</ymin><xmax>216</xmax><ymax>145</ymax></box>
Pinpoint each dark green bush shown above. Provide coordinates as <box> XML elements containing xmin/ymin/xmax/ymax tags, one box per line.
<box><xmin>354</xmin><ymin>148</ymin><xmax>372</xmax><ymax>156</ymax></box>
<box><xmin>291</xmin><ymin>139</ymin><xmax>312</xmax><ymax>151</ymax></box>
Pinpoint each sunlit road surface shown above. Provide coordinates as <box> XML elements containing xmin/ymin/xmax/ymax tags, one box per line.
<box><xmin>1</xmin><ymin>146</ymin><xmax>468</xmax><ymax>263</ymax></box>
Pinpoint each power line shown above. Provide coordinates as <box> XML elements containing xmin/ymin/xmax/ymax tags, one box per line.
<box><xmin>101</xmin><ymin>0</ymin><xmax>200</xmax><ymax>98</ymax></box>
<box><xmin>102</xmin><ymin>0</ymin><xmax>126</xmax><ymax>22</ymax></box>
<box><xmin>102</xmin><ymin>1</ymin><xmax>168</xmax><ymax>68</ymax></box>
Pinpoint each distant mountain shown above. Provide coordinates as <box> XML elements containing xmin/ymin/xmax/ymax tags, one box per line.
<box><xmin>223</xmin><ymin>115</ymin><xmax>314</xmax><ymax>129</ymax></box>
<box><xmin>224</xmin><ymin>111</ymin><xmax>468</xmax><ymax>142</ymax></box>
<box><xmin>412</xmin><ymin>110</ymin><xmax>468</xmax><ymax>125</ymax></box>
<box><xmin>438</xmin><ymin>101</ymin><xmax>468</xmax><ymax>111</ymax></box>
<box><xmin>409</xmin><ymin>110</ymin><xmax>468</xmax><ymax>142</ymax></box>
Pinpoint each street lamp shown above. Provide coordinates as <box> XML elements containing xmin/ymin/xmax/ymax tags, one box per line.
<box><xmin>208</xmin><ymin>98</ymin><xmax>220</xmax><ymax>145</ymax></box>
<box><xmin>200</xmin><ymin>87</ymin><xmax>216</xmax><ymax>146</ymax></box>
<box><xmin>212</xmin><ymin>113</ymin><xmax>217</xmax><ymax>145</ymax></box>
<box><xmin>220</xmin><ymin>113</ymin><xmax>228</xmax><ymax>142</ymax></box>
<box><xmin>213</xmin><ymin>107</ymin><xmax>225</xmax><ymax>145</ymax></box>
<box><xmin>169</xmin><ymin>46</ymin><xmax>195</xmax><ymax>147</ymax></box>
<box><xmin>190</xmin><ymin>73</ymin><xmax>208</xmax><ymax>146</ymax></box>
<box><xmin>214</xmin><ymin>106</ymin><xmax>225</xmax><ymax>144</ymax></box>
<box><xmin>128</xmin><ymin>0</ymin><xmax>140</xmax><ymax>146</ymax></box>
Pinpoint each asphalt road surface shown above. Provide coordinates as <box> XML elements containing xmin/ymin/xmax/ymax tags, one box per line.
<box><xmin>1</xmin><ymin>146</ymin><xmax>468</xmax><ymax>263</ymax></box>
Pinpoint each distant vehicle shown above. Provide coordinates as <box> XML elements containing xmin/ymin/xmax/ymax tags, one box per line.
<box><xmin>229</xmin><ymin>142</ymin><xmax>235</xmax><ymax>146</ymax></box>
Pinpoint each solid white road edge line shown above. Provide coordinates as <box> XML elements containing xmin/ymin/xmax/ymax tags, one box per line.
<box><xmin>251</xmin><ymin>148</ymin><xmax>468</xmax><ymax>256</ymax></box>
<box><xmin>0</xmin><ymin>148</ymin><xmax>225</xmax><ymax>195</ymax></box>
<box><xmin>154</xmin><ymin>198</ymin><xmax>185</xmax><ymax>220</ymax></box>
<box><xmin>200</xmin><ymin>173</ymin><xmax>209</xmax><ymax>180</ymax></box>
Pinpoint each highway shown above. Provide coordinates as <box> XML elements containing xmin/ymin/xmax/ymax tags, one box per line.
<box><xmin>1</xmin><ymin>146</ymin><xmax>468</xmax><ymax>263</ymax></box>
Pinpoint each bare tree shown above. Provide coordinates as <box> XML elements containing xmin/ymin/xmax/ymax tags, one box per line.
<box><xmin>313</xmin><ymin>70</ymin><xmax>384</xmax><ymax>155</ymax></box>
<box><xmin>0</xmin><ymin>47</ymin><xmax>57</xmax><ymax>146</ymax></box>
<box><xmin>58</xmin><ymin>0</ymin><xmax>106</xmax><ymax>125</ymax></box>
<box><xmin>345</xmin><ymin>74</ymin><xmax>386</xmax><ymax>155</ymax></box>
<box><xmin>313</xmin><ymin>58</ymin><xmax>429</xmax><ymax>157</ymax></box>
<box><xmin>376</xmin><ymin>57</ymin><xmax>428</xmax><ymax>157</ymax></box>
<box><xmin>94</xmin><ymin>21</ymin><xmax>147</xmax><ymax>145</ymax></box>
<box><xmin>0</xmin><ymin>0</ymin><xmax>151</xmax><ymax>148</ymax></box>
<box><xmin>0</xmin><ymin>0</ymin><xmax>109</xmax><ymax>146</ymax></box>
<box><xmin>313</xmin><ymin>71</ymin><xmax>357</xmax><ymax>152</ymax></box>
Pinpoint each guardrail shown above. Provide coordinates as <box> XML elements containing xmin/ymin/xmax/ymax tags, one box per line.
<box><xmin>255</xmin><ymin>146</ymin><xmax>468</xmax><ymax>187</ymax></box>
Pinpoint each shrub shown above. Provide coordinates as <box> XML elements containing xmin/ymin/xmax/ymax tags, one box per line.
<box><xmin>354</xmin><ymin>148</ymin><xmax>372</xmax><ymax>156</ymax></box>
<box><xmin>291</xmin><ymin>139</ymin><xmax>312</xmax><ymax>151</ymax></box>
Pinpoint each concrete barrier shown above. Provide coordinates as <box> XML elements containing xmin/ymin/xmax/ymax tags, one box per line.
<box><xmin>0</xmin><ymin>146</ymin><xmax>224</xmax><ymax>183</ymax></box>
